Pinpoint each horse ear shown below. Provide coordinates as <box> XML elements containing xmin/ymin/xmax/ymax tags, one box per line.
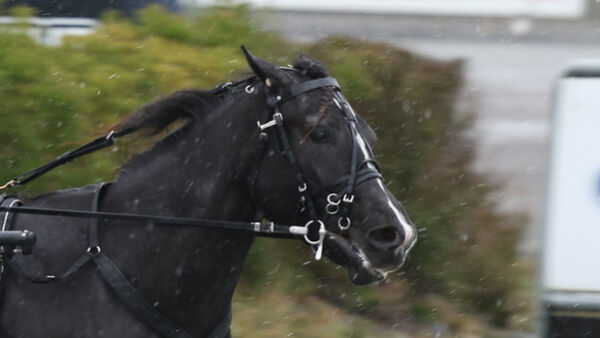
<box><xmin>241</xmin><ymin>46</ymin><xmax>289</xmax><ymax>90</ymax></box>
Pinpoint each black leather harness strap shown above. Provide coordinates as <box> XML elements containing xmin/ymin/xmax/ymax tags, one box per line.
<box><xmin>258</xmin><ymin>75</ymin><xmax>381</xmax><ymax>243</ymax></box>
<box><xmin>5</xmin><ymin>184</ymin><xmax>111</xmax><ymax>284</ymax></box>
<box><xmin>281</xmin><ymin>77</ymin><xmax>340</xmax><ymax>102</ymax></box>
<box><xmin>94</xmin><ymin>249</ymin><xmax>231</xmax><ymax>337</ymax></box>
<box><xmin>5</xmin><ymin>184</ymin><xmax>231</xmax><ymax>338</ymax></box>
<box><xmin>92</xmin><ymin>252</ymin><xmax>194</xmax><ymax>338</ymax></box>
<box><xmin>88</xmin><ymin>184</ymin><xmax>193</xmax><ymax>337</ymax></box>
<box><xmin>8</xmin><ymin>254</ymin><xmax>91</xmax><ymax>284</ymax></box>
<box><xmin>207</xmin><ymin>308</ymin><xmax>232</xmax><ymax>338</ymax></box>
<box><xmin>0</xmin><ymin>132</ymin><xmax>117</xmax><ymax>190</ymax></box>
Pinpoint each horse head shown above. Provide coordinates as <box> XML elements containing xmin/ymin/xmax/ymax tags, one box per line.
<box><xmin>243</xmin><ymin>48</ymin><xmax>417</xmax><ymax>285</ymax></box>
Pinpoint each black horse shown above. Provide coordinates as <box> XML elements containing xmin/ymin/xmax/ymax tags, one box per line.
<box><xmin>0</xmin><ymin>48</ymin><xmax>417</xmax><ymax>337</ymax></box>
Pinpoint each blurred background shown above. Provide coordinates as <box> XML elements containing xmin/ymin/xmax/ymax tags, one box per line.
<box><xmin>2</xmin><ymin>0</ymin><xmax>599</xmax><ymax>336</ymax></box>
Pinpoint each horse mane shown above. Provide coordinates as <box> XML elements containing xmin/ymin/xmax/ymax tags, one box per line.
<box><xmin>111</xmin><ymin>52</ymin><xmax>328</xmax><ymax>138</ymax></box>
<box><xmin>111</xmin><ymin>89</ymin><xmax>219</xmax><ymax>138</ymax></box>
<box><xmin>112</xmin><ymin>55</ymin><xmax>331</xmax><ymax>173</ymax></box>
<box><xmin>109</xmin><ymin>89</ymin><xmax>223</xmax><ymax>176</ymax></box>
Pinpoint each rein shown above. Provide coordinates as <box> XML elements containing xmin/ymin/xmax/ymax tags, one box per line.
<box><xmin>0</xmin><ymin>204</ymin><xmax>308</xmax><ymax>238</ymax></box>
<box><xmin>0</xmin><ymin>123</ymin><xmax>323</xmax><ymax>253</ymax></box>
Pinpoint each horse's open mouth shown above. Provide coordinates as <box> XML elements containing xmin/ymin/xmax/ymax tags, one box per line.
<box><xmin>322</xmin><ymin>233</ymin><xmax>387</xmax><ymax>285</ymax></box>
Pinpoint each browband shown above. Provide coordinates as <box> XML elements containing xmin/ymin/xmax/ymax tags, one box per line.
<box><xmin>280</xmin><ymin>77</ymin><xmax>340</xmax><ymax>102</ymax></box>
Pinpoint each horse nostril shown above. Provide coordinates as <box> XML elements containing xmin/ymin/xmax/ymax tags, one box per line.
<box><xmin>366</xmin><ymin>225</ymin><xmax>405</xmax><ymax>252</ymax></box>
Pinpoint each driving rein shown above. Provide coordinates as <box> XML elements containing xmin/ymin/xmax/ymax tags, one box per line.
<box><xmin>0</xmin><ymin>71</ymin><xmax>382</xmax><ymax>337</ymax></box>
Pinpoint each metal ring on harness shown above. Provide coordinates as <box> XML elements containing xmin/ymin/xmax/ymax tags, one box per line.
<box><xmin>325</xmin><ymin>203</ymin><xmax>339</xmax><ymax>215</ymax></box>
<box><xmin>86</xmin><ymin>246</ymin><xmax>101</xmax><ymax>255</ymax></box>
<box><xmin>1</xmin><ymin>198</ymin><xmax>23</xmax><ymax>280</ymax></box>
<box><xmin>303</xmin><ymin>220</ymin><xmax>324</xmax><ymax>245</ymax></box>
<box><xmin>2</xmin><ymin>199</ymin><xmax>21</xmax><ymax>231</ymax></box>
<box><xmin>303</xmin><ymin>220</ymin><xmax>325</xmax><ymax>260</ymax></box>
<box><xmin>326</xmin><ymin>193</ymin><xmax>341</xmax><ymax>215</ymax></box>
<box><xmin>338</xmin><ymin>217</ymin><xmax>351</xmax><ymax>231</ymax></box>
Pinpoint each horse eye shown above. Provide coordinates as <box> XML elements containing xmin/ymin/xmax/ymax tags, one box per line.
<box><xmin>309</xmin><ymin>129</ymin><xmax>328</xmax><ymax>142</ymax></box>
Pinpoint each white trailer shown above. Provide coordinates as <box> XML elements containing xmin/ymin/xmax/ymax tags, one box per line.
<box><xmin>541</xmin><ymin>61</ymin><xmax>600</xmax><ymax>337</ymax></box>
<box><xmin>0</xmin><ymin>16</ymin><xmax>98</xmax><ymax>46</ymax></box>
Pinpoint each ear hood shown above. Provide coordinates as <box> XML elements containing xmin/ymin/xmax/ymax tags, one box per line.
<box><xmin>241</xmin><ymin>46</ymin><xmax>290</xmax><ymax>92</ymax></box>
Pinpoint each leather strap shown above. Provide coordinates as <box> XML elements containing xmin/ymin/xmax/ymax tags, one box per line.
<box><xmin>8</xmin><ymin>254</ymin><xmax>91</xmax><ymax>284</ymax></box>
<box><xmin>4</xmin><ymin>184</ymin><xmax>232</xmax><ymax>337</ymax></box>
<box><xmin>207</xmin><ymin>307</ymin><xmax>231</xmax><ymax>338</ymax></box>
<box><xmin>92</xmin><ymin>252</ymin><xmax>193</xmax><ymax>338</ymax></box>
<box><xmin>5</xmin><ymin>184</ymin><xmax>110</xmax><ymax>284</ymax></box>
<box><xmin>4</xmin><ymin>133</ymin><xmax>116</xmax><ymax>188</ymax></box>
<box><xmin>281</xmin><ymin>77</ymin><xmax>340</xmax><ymax>102</ymax></box>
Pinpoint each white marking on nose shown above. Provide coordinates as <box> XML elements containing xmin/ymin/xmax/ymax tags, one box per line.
<box><xmin>375</xmin><ymin>180</ymin><xmax>415</xmax><ymax>250</ymax></box>
<box><xmin>355</xmin><ymin>132</ymin><xmax>415</xmax><ymax>250</ymax></box>
<box><xmin>355</xmin><ymin>132</ymin><xmax>376</xmax><ymax>170</ymax></box>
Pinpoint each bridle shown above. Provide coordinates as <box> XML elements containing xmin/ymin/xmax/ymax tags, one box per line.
<box><xmin>0</xmin><ymin>70</ymin><xmax>382</xmax><ymax>261</ymax></box>
<box><xmin>250</xmin><ymin>69</ymin><xmax>382</xmax><ymax>259</ymax></box>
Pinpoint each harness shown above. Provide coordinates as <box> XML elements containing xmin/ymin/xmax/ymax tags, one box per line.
<box><xmin>0</xmin><ymin>71</ymin><xmax>382</xmax><ymax>337</ymax></box>
<box><xmin>251</xmin><ymin>74</ymin><xmax>381</xmax><ymax>258</ymax></box>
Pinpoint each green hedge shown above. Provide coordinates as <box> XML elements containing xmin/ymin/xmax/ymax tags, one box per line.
<box><xmin>0</xmin><ymin>5</ymin><xmax>524</xmax><ymax>331</ymax></box>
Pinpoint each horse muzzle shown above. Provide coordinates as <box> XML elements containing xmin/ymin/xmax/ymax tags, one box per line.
<box><xmin>322</xmin><ymin>230</ymin><xmax>409</xmax><ymax>285</ymax></box>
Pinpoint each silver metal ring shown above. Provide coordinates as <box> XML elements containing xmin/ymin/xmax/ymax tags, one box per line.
<box><xmin>303</xmin><ymin>220</ymin><xmax>324</xmax><ymax>245</ymax></box>
<box><xmin>326</xmin><ymin>193</ymin><xmax>341</xmax><ymax>206</ymax></box>
<box><xmin>338</xmin><ymin>217</ymin><xmax>351</xmax><ymax>231</ymax></box>
<box><xmin>245</xmin><ymin>85</ymin><xmax>254</xmax><ymax>94</ymax></box>
<box><xmin>2</xmin><ymin>200</ymin><xmax>21</xmax><ymax>231</ymax></box>
<box><xmin>326</xmin><ymin>203</ymin><xmax>339</xmax><ymax>215</ymax></box>
<box><xmin>86</xmin><ymin>246</ymin><xmax>101</xmax><ymax>255</ymax></box>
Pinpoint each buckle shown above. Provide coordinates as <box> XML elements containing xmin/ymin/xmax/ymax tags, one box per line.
<box><xmin>342</xmin><ymin>194</ymin><xmax>355</xmax><ymax>203</ymax></box>
<box><xmin>218</xmin><ymin>81</ymin><xmax>232</xmax><ymax>90</ymax></box>
<box><xmin>298</xmin><ymin>183</ymin><xmax>307</xmax><ymax>193</ymax></box>
<box><xmin>257</xmin><ymin>112</ymin><xmax>284</xmax><ymax>131</ymax></box>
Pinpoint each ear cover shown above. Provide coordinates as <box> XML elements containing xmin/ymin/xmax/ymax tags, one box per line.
<box><xmin>241</xmin><ymin>46</ymin><xmax>290</xmax><ymax>91</ymax></box>
<box><xmin>356</xmin><ymin>115</ymin><xmax>378</xmax><ymax>144</ymax></box>
<box><xmin>293</xmin><ymin>53</ymin><xmax>328</xmax><ymax>78</ymax></box>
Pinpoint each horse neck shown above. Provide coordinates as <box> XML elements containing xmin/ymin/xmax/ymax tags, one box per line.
<box><xmin>101</xmin><ymin>91</ymin><xmax>265</xmax><ymax>334</ymax></box>
<box><xmin>110</xmin><ymin>92</ymin><xmax>263</xmax><ymax>219</ymax></box>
